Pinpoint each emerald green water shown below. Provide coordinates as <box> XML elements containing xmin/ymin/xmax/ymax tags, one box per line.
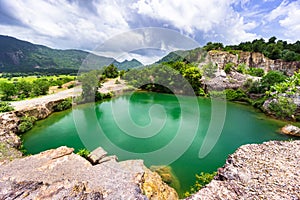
<box><xmin>22</xmin><ymin>92</ymin><xmax>294</xmax><ymax>197</ymax></box>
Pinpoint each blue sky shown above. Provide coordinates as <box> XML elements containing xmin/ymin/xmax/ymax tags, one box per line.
<box><xmin>0</xmin><ymin>0</ymin><xmax>299</xmax><ymax>64</ymax></box>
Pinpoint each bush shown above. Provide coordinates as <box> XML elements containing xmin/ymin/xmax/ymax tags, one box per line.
<box><xmin>76</xmin><ymin>149</ymin><xmax>90</xmax><ymax>158</ymax></box>
<box><xmin>268</xmin><ymin>96</ymin><xmax>297</xmax><ymax>119</ymax></box>
<box><xmin>203</xmin><ymin>62</ymin><xmax>218</xmax><ymax>78</ymax></box>
<box><xmin>18</xmin><ymin>115</ymin><xmax>37</xmax><ymax>133</ymax></box>
<box><xmin>225</xmin><ymin>89</ymin><xmax>247</xmax><ymax>101</ymax></box>
<box><xmin>237</xmin><ymin>63</ymin><xmax>247</xmax><ymax>74</ymax></box>
<box><xmin>247</xmin><ymin>68</ymin><xmax>264</xmax><ymax>77</ymax></box>
<box><xmin>54</xmin><ymin>98</ymin><xmax>72</xmax><ymax>111</ymax></box>
<box><xmin>184</xmin><ymin>171</ymin><xmax>217</xmax><ymax>197</ymax></box>
<box><xmin>224</xmin><ymin>62</ymin><xmax>234</xmax><ymax>74</ymax></box>
<box><xmin>0</xmin><ymin>102</ymin><xmax>14</xmax><ymax>112</ymax></box>
<box><xmin>261</xmin><ymin>70</ymin><xmax>287</xmax><ymax>91</ymax></box>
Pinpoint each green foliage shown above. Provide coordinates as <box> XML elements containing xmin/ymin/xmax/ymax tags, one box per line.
<box><xmin>184</xmin><ymin>171</ymin><xmax>217</xmax><ymax>197</ymax></box>
<box><xmin>203</xmin><ymin>62</ymin><xmax>218</xmax><ymax>78</ymax></box>
<box><xmin>203</xmin><ymin>42</ymin><xmax>224</xmax><ymax>51</ymax></box>
<box><xmin>237</xmin><ymin>63</ymin><xmax>248</xmax><ymax>74</ymax></box>
<box><xmin>246</xmin><ymin>68</ymin><xmax>265</xmax><ymax>77</ymax></box>
<box><xmin>78</xmin><ymin>70</ymin><xmax>100</xmax><ymax>102</ymax></box>
<box><xmin>0</xmin><ymin>82</ymin><xmax>17</xmax><ymax>100</ymax></box>
<box><xmin>54</xmin><ymin>98</ymin><xmax>72</xmax><ymax>111</ymax></box>
<box><xmin>18</xmin><ymin>115</ymin><xmax>37</xmax><ymax>133</ymax></box>
<box><xmin>268</xmin><ymin>96</ymin><xmax>297</xmax><ymax>119</ymax></box>
<box><xmin>0</xmin><ymin>102</ymin><xmax>14</xmax><ymax>112</ymax></box>
<box><xmin>76</xmin><ymin>149</ymin><xmax>90</xmax><ymax>158</ymax></box>
<box><xmin>103</xmin><ymin>64</ymin><xmax>119</xmax><ymax>78</ymax></box>
<box><xmin>224</xmin><ymin>62</ymin><xmax>234</xmax><ymax>74</ymax></box>
<box><xmin>225</xmin><ymin>89</ymin><xmax>248</xmax><ymax>101</ymax></box>
<box><xmin>31</xmin><ymin>79</ymin><xmax>50</xmax><ymax>96</ymax></box>
<box><xmin>123</xmin><ymin>61</ymin><xmax>202</xmax><ymax>95</ymax></box>
<box><xmin>224</xmin><ymin>36</ymin><xmax>300</xmax><ymax>61</ymax></box>
<box><xmin>261</xmin><ymin>70</ymin><xmax>287</xmax><ymax>91</ymax></box>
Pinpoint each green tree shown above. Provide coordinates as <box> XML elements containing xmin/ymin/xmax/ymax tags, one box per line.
<box><xmin>268</xmin><ymin>96</ymin><xmax>297</xmax><ymax>119</ymax></box>
<box><xmin>203</xmin><ymin>62</ymin><xmax>218</xmax><ymax>78</ymax></box>
<box><xmin>0</xmin><ymin>82</ymin><xmax>17</xmax><ymax>100</ymax></box>
<box><xmin>261</xmin><ymin>70</ymin><xmax>287</xmax><ymax>91</ymax></box>
<box><xmin>16</xmin><ymin>80</ymin><xmax>32</xmax><ymax>99</ymax></box>
<box><xmin>103</xmin><ymin>64</ymin><xmax>119</xmax><ymax>78</ymax></box>
<box><xmin>32</xmin><ymin>79</ymin><xmax>50</xmax><ymax>96</ymax></box>
<box><xmin>78</xmin><ymin>70</ymin><xmax>100</xmax><ymax>102</ymax></box>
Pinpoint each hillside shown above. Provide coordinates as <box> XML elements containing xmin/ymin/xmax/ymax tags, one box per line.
<box><xmin>0</xmin><ymin>35</ymin><xmax>142</xmax><ymax>72</ymax></box>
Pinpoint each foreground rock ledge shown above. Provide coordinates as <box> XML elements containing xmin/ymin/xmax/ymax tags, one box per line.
<box><xmin>0</xmin><ymin>146</ymin><xmax>177</xmax><ymax>200</ymax></box>
<box><xmin>188</xmin><ymin>140</ymin><xmax>300</xmax><ymax>200</ymax></box>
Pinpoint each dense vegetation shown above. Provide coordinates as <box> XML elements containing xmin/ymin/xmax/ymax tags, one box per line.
<box><xmin>123</xmin><ymin>61</ymin><xmax>202</xmax><ymax>95</ymax></box>
<box><xmin>204</xmin><ymin>36</ymin><xmax>300</xmax><ymax>61</ymax></box>
<box><xmin>0</xmin><ymin>75</ymin><xmax>74</xmax><ymax>100</ymax></box>
<box><xmin>77</xmin><ymin>64</ymin><xmax>118</xmax><ymax>102</ymax></box>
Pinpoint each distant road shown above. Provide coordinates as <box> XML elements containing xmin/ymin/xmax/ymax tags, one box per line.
<box><xmin>10</xmin><ymin>86</ymin><xmax>82</xmax><ymax>110</ymax></box>
<box><xmin>10</xmin><ymin>78</ymin><xmax>131</xmax><ymax>111</ymax></box>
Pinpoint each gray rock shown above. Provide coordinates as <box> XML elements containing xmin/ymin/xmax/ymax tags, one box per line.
<box><xmin>281</xmin><ymin>124</ymin><xmax>300</xmax><ymax>136</ymax></box>
<box><xmin>87</xmin><ymin>147</ymin><xmax>108</xmax><ymax>164</ymax></box>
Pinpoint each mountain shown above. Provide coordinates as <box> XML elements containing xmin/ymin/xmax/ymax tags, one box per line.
<box><xmin>0</xmin><ymin>35</ymin><xmax>142</xmax><ymax>73</ymax></box>
<box><xmin>113</xmin><ymin>59</ymin><xmax>143</xmax><ymax>70</ymax></box>
<box><xmin>155</xmin><ymin>48</ymin><xmax>206</xmax><ymax>64</ymax></box>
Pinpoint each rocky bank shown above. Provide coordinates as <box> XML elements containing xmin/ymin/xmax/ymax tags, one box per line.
<box><xmin>0</xmin><ymin>146</ymin><xmax>177</xmax><ymax>199</ymax></box>
<box><xmin>188</xmin><ymin>140</ymin><xmax>300</xmax><ymax>200</ymax></box>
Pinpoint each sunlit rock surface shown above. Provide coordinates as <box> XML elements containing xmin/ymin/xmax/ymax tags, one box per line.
<box><xmin>187</xmin><ymin>140</ymin><xmax>300</xmax><ymax>200</ymax></box>
<box><xmin>0</xmin><ymin>146</ymin><xmax>178</xmax><ymax>200</ymax></box>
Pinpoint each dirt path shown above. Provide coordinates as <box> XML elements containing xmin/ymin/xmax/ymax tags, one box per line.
<box><xmin>10</xmin><ymin>78</ymin><xmax>131</xmax><ymax>110</ymax></box>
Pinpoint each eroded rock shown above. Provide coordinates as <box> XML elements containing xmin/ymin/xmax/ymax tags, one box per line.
<box><xmin>0</xmin><ymin>146</ymin><xmax>177</xmax><ymax>200</ymax></box>
<box><xmin>281</xmin><ymin>124</ymin><xmax>300</xmax><ymax>136</ymax></box>
<box><xmin>187</xmin><ymin>140</ymin><xmax>300</xmax><ymax>200</ymax></box>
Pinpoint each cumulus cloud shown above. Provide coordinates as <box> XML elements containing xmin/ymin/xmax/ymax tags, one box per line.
<box><xmin>265</xmin><ymin>0</ymin><xmax>300</xmax><ymax>42</ymax></box>
<box><xmin>131</xmin><ymin>0</ymin><xmax>259</xmax><ymax>44</ymax></box>
<box><xmin>0</xmin><ymin>0</ymin><xmax>130</xmax><ymax>49</ymax></box>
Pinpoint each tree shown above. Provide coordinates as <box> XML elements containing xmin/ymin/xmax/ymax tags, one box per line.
<box><xmin>16</xmin><ymin>80</ymin><xmax>32</xmax><ymax>99</ymax></box>
<box><xmin>261</xmin><ymin>70</ymin><xmax>287</xmax><ymax>91</ymax></box>
<box><xmin>0</xmin><ymin>82</ymin><xmax>17</xmax><ymax>100</ymax></box>
<box><xmin>32</xmin><ymin>79</ymin><xmax>50</xmax><ymax>96</ymax></box>
<box><xmin>203</xmin><ymin>62</ymin><xmax>218</xmax><ymax>78</ymax></box>
<box><xmin>268</xmin><ymin>36</ymin><xmax>277</xmax><ymax>44</ymax></box>
<box><xmin>78</xmin><ymin>70</ymin><xmax>99</xmax><ymax>102</ymax></box>
<box><xmin>103</xmin><ymin>64</ymin><xmax>119</xmax><ymax>78</ymax></box>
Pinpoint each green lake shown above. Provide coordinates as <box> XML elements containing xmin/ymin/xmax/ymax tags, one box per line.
<box><xmin>22</xmin><ymin>92</ymin><xmax>295</xmax><ymax>197</ymax></box>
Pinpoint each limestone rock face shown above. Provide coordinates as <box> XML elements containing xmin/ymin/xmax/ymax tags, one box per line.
<box><xmin>206</xmin><ymin>51</ymin><xmax>300</xmax><ymax>76</ymax></box>
<box><xmin>187</xmin><ymin>141</ymin><xmax>300</xmax><ymax>200</ymax></box>
<box><xmin>0</xmin><ymin>146</ymin><xmax>177</xmax><ymax>200</ymax></box>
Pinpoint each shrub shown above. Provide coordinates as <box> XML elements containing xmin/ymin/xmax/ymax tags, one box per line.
<box><xmin>0</xmin><ymin>102</ymin><xmax>14</xmax><ymax>112</ymax></box>
<box><xmin>237</xmin><ymin>63</ymin><xmax>247</xmax><ymax>74</ymax></box>
<box><xmin>247</xmin><ymin>68</ymin><xmax>264</xmax><ymax>77</ymax></box>
<box><xmin>225</xmin><ymin>89</ymin><xmax>247</xmax><ymax>101</ymax></box>
<box><xmin>54</xmin><ymin>98</ymin><xmax>72</xmax><ymax>111</ymax></box>
<box><xmin>203</xmin><ymin>62</ymin><xmax>218</xmax><ymax>78</ymax></box>
<box><xmin>224</xmin><ymin>62</ymin><xmax>234</xmax><ymax>74</ymax></box>
<box><xmin>18</xmin><ymin>115</ymin><xmax>37</xmax><ymax>133</ymax></box>
<box><xmin>184</xmin><ymin>171</ymin><xmax>217</xmax><ymax>197</ymax></box>
<box><xmin>76</xmin><ymin>148</ymin><xmax>90</xmax><ymax>158</ymax></box>
<box><xmin>268</xmin><ymin>96</ymin><xmax>297</xmax><ymax>119</ymax></box>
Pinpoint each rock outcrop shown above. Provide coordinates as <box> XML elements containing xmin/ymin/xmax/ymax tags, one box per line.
<box><xmin>206</xmin><ymin>51</ymin><xmax>300</xmax><ymax>76</ymax></box>
<box><xmin>0</xmin><ymin>98</ymin><xmax>71</xmax><ymax>162</ymax></box>
<box><xmin>281</xmin><ymin>124</ymin><xmax>300</xmax><ymax>137</ymax></box>
<box><xmin>0</xmin><ymin>146</ymin><xmax>178</xmax><ymax>200</ymax></box>
<box><xmin>187</xmin><ymin>140</ymin><xmax>300</xmax><ymax>200</ymax></box>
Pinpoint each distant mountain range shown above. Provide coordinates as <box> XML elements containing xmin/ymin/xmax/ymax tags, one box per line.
<box><xmin>0</xmin><ymin>35</ymin><xmax>143</xmax><ymax>72</ymax></box>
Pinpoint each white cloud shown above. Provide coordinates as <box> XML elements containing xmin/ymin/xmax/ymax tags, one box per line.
<box><xmin>0</xmin><ymin>0</ymin><xmax>130</xmax><ymax>49</ymax></box>
<box><xmin>265</xmin><ymin>0</ymin><xmax>300</xmax><ymax>42</ymax></box>
<box><xmin>132</xmin><ymin>0</ymin><xmax>259</xmax><ymax>44</ymax></box>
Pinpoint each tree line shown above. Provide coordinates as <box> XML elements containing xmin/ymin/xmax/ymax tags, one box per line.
<box><xmin>204</xmin><ymin>36</ymin><xmax>300</xmax><ymax>61</ymax></box>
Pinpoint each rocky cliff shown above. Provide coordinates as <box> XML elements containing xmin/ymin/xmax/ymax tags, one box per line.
<box><xmin>187</xmin><ymin>140</ymin><xmax>300</xmax><ymax>200</ymax></box>
<box><xmin>207</xmin><ymin>51</ymin><xmax>300</xmax><ymax>76</ymax></box>
<box><xmin>0</xmin><ymin>146</ymin><xmax>178</xmax><ymax>200</ymax></box>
